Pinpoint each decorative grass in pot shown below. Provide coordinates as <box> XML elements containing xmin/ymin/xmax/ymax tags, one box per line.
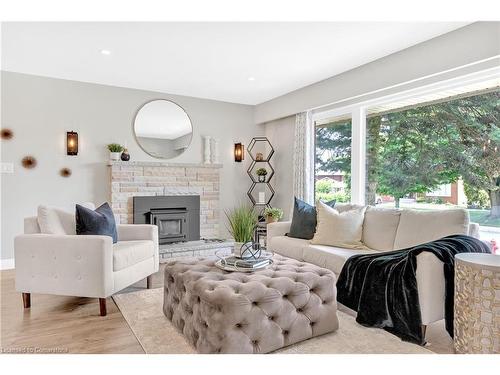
<box><xmin>264</xmin><ymin>207</ymin><xmax>283</xmax><ymax>224</ymax></box>
<box><xmin>225</xmin><ymin>205</ymin><xmax>258</xmax><ymax>258</ymax></box>
<box><xmin>256</xmin><ymin>167</ymin><xmax>268</xmax><ymax>182</ymax></box>
<box><xmin>107</xmin><ymin>143</ymin><xmax>124</xmax><ymax>161</ymax></box>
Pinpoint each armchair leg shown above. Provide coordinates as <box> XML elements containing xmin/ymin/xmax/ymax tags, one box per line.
<box><xmin>147</xmin><ymin>275</ymin><xmax>153</xmax><ymax>289</ymax></box>
<box><xmin>99</xmin><ymin>298</ymin><xmax>107</xmax><ymax>316</ymax></box>
<box><xmin>22</xmin><ymin>293</ymin><xmax>31</xmax><ymax>308</ymax></box>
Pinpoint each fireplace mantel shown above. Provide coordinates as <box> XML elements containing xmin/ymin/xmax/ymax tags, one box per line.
<box><xmin>108</xmin><ymin>161</ymin><xmax>222</xmax><ymax>169</ymax></box>
<box><xmin>109</xmin><ymin>160</ymin><xmax>220</xmax><ymax>238</ymax></box>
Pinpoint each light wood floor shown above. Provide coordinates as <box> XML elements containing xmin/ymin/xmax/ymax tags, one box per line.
<box><xmin>1</xmin><ymin>264</ymin><xmax>453</xmax><ymax>354</ymax></box>
<box><xmin>0</xmin><ymin>266</ymin><xmax>166</xmax><ymax>354</ymax></box>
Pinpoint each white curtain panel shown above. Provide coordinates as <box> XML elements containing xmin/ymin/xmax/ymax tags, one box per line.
<box><xmin>293</xmin><ymin>111</ymin><xmax>315</xmax><ymax>205</ymax></box>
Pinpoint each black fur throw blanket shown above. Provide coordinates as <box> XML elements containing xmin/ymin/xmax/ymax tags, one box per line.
<box><xmin>336</xmin><ymin>235</ymin><xmax>490</xmax><ymax>344</ymax></box>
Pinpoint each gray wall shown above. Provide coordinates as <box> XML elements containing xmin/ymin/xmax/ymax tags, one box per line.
<box><xmin>255</xmin><ymin>22</ymin><xmax>500</xmax><ymax>123</ymax></box>
<box><xmin>264</xmin><ymin>116</ymin><xmax>296</xmax><ymax>220</ymax></box>
<box><xmin>1</xmin><ymin>72</ymin><xmax>262</xmax><ymax>261</ymax></box>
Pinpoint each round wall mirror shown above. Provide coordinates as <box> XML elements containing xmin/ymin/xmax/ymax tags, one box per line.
<box><xmin>133</xmin><ymin>99</ymin><xmax>193</xmax><ymax>159</ymax></box>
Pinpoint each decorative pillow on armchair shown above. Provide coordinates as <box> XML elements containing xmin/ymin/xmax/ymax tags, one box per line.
<box><xmin>37</xmin><ymin>202</ymin><xmax>95</xmax><ymax>235</ymax></box>
<box><xmin>76</xmin><ymin>202</ymin><xmax>118</xmax><ymax>243</ymax></box>
<box><xmin>311</xmin><ymin>200</ymin><xmax>367</xmax><ymax>249</ymax></box>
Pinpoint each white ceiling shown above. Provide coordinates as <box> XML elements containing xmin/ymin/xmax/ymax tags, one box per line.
<box><xmin>1</xmin><ymin>22</ymin><xmax>470</xmax><ymax>105</ymax></box>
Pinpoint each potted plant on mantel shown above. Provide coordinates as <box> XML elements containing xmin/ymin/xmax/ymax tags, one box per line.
<box><xmin>107</xmin><ymin>143</ymin><xmax>124</xmax><ymax>161</ymax></box>
<box><xmin>264</xmin><ymin>207</ymin><xmax>283</xmax><ymax>224</ymax></box>
<box><xmin>256</xmin><ymin>167</ymin><xmax>268</xmax><ymax>182</ymax></box>
<box><xmin>225</xmin><ymin>205</ymin><xmax>258</xmax><ymax>259</ymax></box>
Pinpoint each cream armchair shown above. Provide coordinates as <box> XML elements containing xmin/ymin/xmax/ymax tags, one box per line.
<box><xmin>15</xmin><ymin>217</ymin><xmax>159</xmax><ymax>316</ymax></box>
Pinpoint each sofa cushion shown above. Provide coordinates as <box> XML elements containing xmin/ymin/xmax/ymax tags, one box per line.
<box><xmin>304</xmin><ymin>244</ymin><xmax>376</xmax><ymax>275</ymax></box>
<box><xmin>113</xmin><ymin>240</ymin><xmax>155</xmax><ymax>271</ymax></box>
<box><xmin>362</xmin><ymin>207</ymin><xmax>402</xmax><ymax>251</ymax></box>
<box><xmin>311</xmin><ymin>201</ymin><xmax>367</xmax><ymax>249</ymax></box>
<box><xmin>37</xmin><ymin>202</ymin><xmax>95</xmax><ymax>235</ymax></box>
<box><xmin>393</xmin><ymin>209</ymin><xmax>469</xmax><ymax>250</ymax></box>
<box><xmin>334</xmin><ymin>203</ymin><xmax>364</xmax><ymax>213</ymax></box>
<box><xmin>287</xmin><ymin>197</ymin><xmax>317</xmax><ymax>240</ymax></box>
<box><xmin>269</xmin><ymin>235</ymin><xmax>309</xmax><ymax>261</ymax></box>
<box><xmin>322</xmin><ymin>199</ymin><xmax>336</xmax><ymax>208</ymax></box>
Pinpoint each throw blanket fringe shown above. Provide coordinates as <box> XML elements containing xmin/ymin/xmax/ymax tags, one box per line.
<box><xmin>336</xmin><ymin>235</ymin><xmax>490</xmax><ymax>344</ymax></box>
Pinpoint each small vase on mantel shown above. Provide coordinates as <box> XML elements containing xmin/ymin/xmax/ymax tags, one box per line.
<box><xmin>121</xmin><ymin>148</ymin><xmax>130</xmax><ymax>161</ymax></box>
<box><xmin>210</xmin><ymin>138</ymin><xmax>219</xmax><ymax>164</ymax></box>
<box><xmin>110</xmin><ymin>152</ymin><xmax>121</xmax><ymax>161</ymax></box>
<box><xmin>203</xmin><ymin>136</ymin><xmax>212</xmax><ymax>164</ymax></box>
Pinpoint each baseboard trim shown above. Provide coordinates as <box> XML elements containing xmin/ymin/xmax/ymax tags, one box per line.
<box><xmin>0</xmin><ymin>258</ymin><xmax>15</xmax><ymax>270</ymax></box>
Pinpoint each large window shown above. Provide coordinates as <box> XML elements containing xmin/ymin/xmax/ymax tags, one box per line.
<box><xmin>315</xmin><ymin>118</ymin><xmax>351</xmax><ymax>203</ymax></box>
<box><xmin>364</xmin><ymin>90</ymin><xmax>500</xmax><ymax>231</ymax></box>
<box><xmin>313</xmin><ymin>87</ymin><xmax>500</xmax><ymax>241</ymax></box>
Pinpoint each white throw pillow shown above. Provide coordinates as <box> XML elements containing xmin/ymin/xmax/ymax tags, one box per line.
<box><xmin>37</xmin><ymin>202</ymin><xmax>95</xmax><ymax>235</ymax></box>
<box><xmin>311</xmin><ymin>201</ymin><xmax>368</xmax><ymax>249</ymax></box>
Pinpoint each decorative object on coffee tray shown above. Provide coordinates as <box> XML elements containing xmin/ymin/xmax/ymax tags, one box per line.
<box><xmin>21</xmin><ymin>156</ymin><xmax>37</xmax><ymax>169</ymax></box>
<box><xmin>236</xmin><ymin>241</ymin><xmax>263</xmax><ymax>259</ymax></box>
<box><xmin>225</xmin><ymin>205</ymin><xmax>258</xmax><ymax>259</ymax></box>
<box><xmin>247</xmin><ymin>137</ymin><xmax>275</xmax><ymax>212</ymax></box>
<box><xmin>107</xmin><ymin>143</ymin><xmax>124</xmax><ymax>161</ymax></box>
<box><xmin>120</xmin><ymin>148</ymin><xmax>130</xmax><ymax>161</ymax></box>
<box><xmin>1</xmin><ymin>128</ymin><xmax>14</xmax><ymax>140</ymax></box>
<box><xmin>256</xmin><ymin>167</ymin><xmax>267</xmax><ymax>182</ymax></box>
<box><xmin>214</xmin><ymin>248</ymin><xmax>274</xmax><ymax>272</ymax></box>
<box><xmin>59</xmin><ymin>167</ymin><xmax>72</xmax><ymax>177</ymax></box>
<box><xmin>264</xmin><ymin>207</ymin><xmax>283</xmax><ymax>224</ymax></box>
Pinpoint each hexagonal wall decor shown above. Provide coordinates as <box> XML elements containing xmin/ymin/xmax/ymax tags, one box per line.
<box><xmin>247</xmin><ymin>182</ymin><xmax>275</xmax><ymax>207</ymax></box>
<box><xmin>246</xmin><ymin>137</ymin><xmax>275</xmax><ymax>209</ymax></box>
<box><xmin>247</xmin><ymin>137</ymin><xmax>274</xmax><ymax>162</ymax></box>
<box><xmin>247</xmin><ymin>160</ymin><xmax>275</xmax><ymax>183</ymax></box>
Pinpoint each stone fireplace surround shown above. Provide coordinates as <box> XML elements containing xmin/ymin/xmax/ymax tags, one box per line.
<box><xmin>109</xmin><ymin>161</ymin><xmax>221</xmax><ymax>240</ymax></box>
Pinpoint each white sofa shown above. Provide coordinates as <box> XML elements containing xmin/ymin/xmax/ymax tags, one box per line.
<box><xmin>15</xmin><ymin>216</ymin><xmax>159</xmax><ymax>316</ymax></box>
<box><xmin>267</xmin><ymin>204</ymin><xmax>480</xmax><ymax>335</ymax></box>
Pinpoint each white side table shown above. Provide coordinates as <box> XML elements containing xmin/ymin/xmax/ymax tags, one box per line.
<box><xmin>454</xmin><ymin>253</ymin><xmax>499</xmax><ymax>354</ymax></box>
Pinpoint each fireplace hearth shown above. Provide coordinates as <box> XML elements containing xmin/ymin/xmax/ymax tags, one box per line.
<box><xmin>133</xmin><ymin>195</ymin><xmax>200</xmax><ymax>245</ymax></box>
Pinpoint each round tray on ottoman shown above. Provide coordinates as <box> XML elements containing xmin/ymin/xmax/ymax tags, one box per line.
<box><xmin>163</xmin><ymin>255</ymin><xmax>339</xmax><ymax>354</ymax></box>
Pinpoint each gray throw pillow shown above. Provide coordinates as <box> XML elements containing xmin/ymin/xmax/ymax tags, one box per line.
<box><xmin>323</xmin><ymin>199</ymin><xmax>336</xmax><ymax>208</ymax></box>
<box><xmin>286</xmin><ymin>197</ymin><xmax>317</xmax><ymax>240</ymax></box>
<box><xmin>76</xmin><ymin>202</ymin><xmax>118</xmax><ymax>243</ymax></box>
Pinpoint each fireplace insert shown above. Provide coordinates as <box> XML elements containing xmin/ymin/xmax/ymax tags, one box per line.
<box><xmin>133</xmin><ymin>195</ymin><xmax>200</xmax><ymax>245</ymax></box>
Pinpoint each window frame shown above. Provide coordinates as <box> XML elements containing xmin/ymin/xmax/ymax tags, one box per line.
<box><xmin>311</xmin><ymin>67</ymin><xmax>500</xmax><ymax>206</ymax></box>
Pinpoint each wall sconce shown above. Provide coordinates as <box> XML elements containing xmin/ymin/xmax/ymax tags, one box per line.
<box><xmin>234</xmin><ymin>143</ymin><xmax>244</xmax><ymax>162</ymax></box>
<box><xmin>67</xmin><ymin>131</ymin><xmax>78</xmax><ymax>155</ymax></box>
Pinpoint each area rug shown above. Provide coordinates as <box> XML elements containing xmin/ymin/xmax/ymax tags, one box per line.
<box><xmin>113</xmin><ymin>288</ymin><xmax>433</xmax><ymax>354</ymax></box>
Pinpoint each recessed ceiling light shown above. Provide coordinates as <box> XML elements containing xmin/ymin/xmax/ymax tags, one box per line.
<box><xmin>247</xmin><ymin>77</ymin><xmax>256</xmax><ymax>81</ymax></box>
<box><xmin>100</xmin><ymin>49</ymin><xmax>111</xmax><ymax>56</ymax></box>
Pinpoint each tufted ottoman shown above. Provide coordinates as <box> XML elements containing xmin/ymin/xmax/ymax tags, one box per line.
<box><xmin>163</xmin><ymin>255</ymin><xmax>339</xmax><ymax>353</ymax></box>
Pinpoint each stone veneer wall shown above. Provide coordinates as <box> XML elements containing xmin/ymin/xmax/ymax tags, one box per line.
<box><xmin>109</xmin><ymin>161</ymin><xmax>221</xmax><ymax>238</ymax></box>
